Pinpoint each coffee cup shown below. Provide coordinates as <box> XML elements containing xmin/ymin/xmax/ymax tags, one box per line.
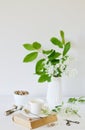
<box><xmin>29</xmin><ymin>98</ymin><xmax>44</xmax><ymax>114</ymax></box>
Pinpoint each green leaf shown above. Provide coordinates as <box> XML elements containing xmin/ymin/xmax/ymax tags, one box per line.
<box><xmin>52</xmin><ymin>105</ymin><xmax>62</xmax><ymax>113</ymax></box>
<box><xmin>63</xmin><ymin>42</ymin><xmax>71</xmax><ymax>56</ymax></box>
<box><xmin>32</xmin><ymin>42</ymin><xmax>41</xmax><ymax>50</ymax></box>
<box><xmin>51</xmin><ymin>59</ymin><xmax>59</xmax><ymax>65</ymax></box>
<box><xmin>48</xmin><ymin>50</ymin><xmax>61</xmax><ymax>60</ymax></box>
<box><xmin>50</xmin><ymin>37</ymin><xmax>63</xmax><ymax>48</ymax></box>
<box><xmin>68</xmin><ymin>97</ymin><xmax>77</xmax><ymax>103</ymax></box>
<box><xmin>36</xmin><ymin>59</ymin><xmax>45</xmax><ymax>74</ymax></box>
<box><xmin>78</xmin><ymin>97</ymin><xmax>85</xmax><ymax>103</ymax></box>
<box><xmin>38</xmin><ymin>74</ymin><xmax>51</xmax><ymax>83</ymax></box>
<box><xmin>60</xmin><ymin>30</ymin><xmax>65</xmax><ymax>44</ymax></box>
<box><xmin>23</xmin><ymin>43</ymin><xmax>35</xmax><ymax>50</ymax></box>
<box><xmin>42</xmin><ymin>49</ymin><xmax>53</xmax><ymax>55</ymax></box>
<box><xmin>55</xmin><ymin>105</ymin><xmax>62</xmax><ymax>108</ymax></box>
<box><xmin>52</xmin><ymin>109</ymin><xmax>57</xmax><ymax>112</ymax></box>
<box><xmin>23</xmin><ymin>52</ymin><xmax>38</xmax><ymax>62</ymax></box>
<box><xmin>78</xmin><ymin>99</ymin><xmax>85</xmax><ymax>103</ymax></box>
<box><xmin>68</xmin><ymin>97</ymin><xmax>85</xmax><ymax>104</ymax></box>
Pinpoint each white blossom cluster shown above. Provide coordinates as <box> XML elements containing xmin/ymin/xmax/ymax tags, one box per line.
<box><xmin>43</xmin><ymin>56</ymin><xmax>77</xmax><ymax>78</ymax></box>
<box><xmin>65</xmin><ymin>68</ymin><xmax>78</xmax><ymax>78</ymax></box>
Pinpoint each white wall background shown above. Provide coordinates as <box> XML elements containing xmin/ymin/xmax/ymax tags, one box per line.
<box><xmin>0</xmin><ymin>0</ymin><xmax>85</xmax><ymax>97</ymax></box>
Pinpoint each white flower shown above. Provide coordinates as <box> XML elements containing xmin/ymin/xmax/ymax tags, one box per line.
<box><xmin>65</xmin><ymin>56</ymin><xmax>75</xmax><ymax>65</ymax></box>
<box><xmin>59</xmin><ymin>64</ymin><xmax>66</xmax><ymax>72</ymax></box>
<box><xmin>55</xmin><ymin>64</ymin><xmax>60</xmax><ymax>69</ymax></box>
<box><xmin>65</xmin><ymin>68</ymin><xmax>78</xmax><ymax>78</ymax></box>
<box><xmin>45</xmin><ymin>65</ymin><xmax>54</xmax><ymax>76</ymax></box>
<box><xmin>43</xmin><ymin>55</ymin><xmax>77</xmax><ymax>79</ymax></box>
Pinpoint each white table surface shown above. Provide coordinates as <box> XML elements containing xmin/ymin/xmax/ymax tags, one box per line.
<box><xmin>0</xmin><ymin>94</ymin><xmax>85</xmax><ymax>130</ymax></box>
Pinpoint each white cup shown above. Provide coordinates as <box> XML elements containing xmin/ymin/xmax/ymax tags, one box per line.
<box><xmin>13</xmin><ymin>90</ymin><xmax>29</xmax><ymax>106</ymax></box>
<box><xmin>29</xmin><ymin>98</ymin><xmax>44</xmax><ymax>114</ymax></box>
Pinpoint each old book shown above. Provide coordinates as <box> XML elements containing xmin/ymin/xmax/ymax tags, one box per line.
<box><xmin>12</xmin><ymin>113</ymin><xmax>57</xmax><ymax>129</ymax></box>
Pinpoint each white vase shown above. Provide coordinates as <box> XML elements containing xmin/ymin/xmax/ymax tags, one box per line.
<box><xmin>46</xmin><ymin>77</ymin><xmax>62</xmax><ymax>109</ymax></box>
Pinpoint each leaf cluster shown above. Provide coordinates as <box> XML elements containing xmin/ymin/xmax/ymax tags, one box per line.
<box><xmin>52</xmin><ymin>101</ymin><xmax>80</xmax><ymax>117</ymax></box>
<box><xmin>23</xmin><ymin>30</ymin><xmax>71</xmax><ymax>83</ymax></box>
<box><xmin>68</xmin><ymin>97</ymin><xmax>85</xmax><ymax>104</ymax></box>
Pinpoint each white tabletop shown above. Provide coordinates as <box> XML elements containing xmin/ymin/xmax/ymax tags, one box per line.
<box><xmin>0</xmin><ymin>95</ymin><xmax>85</xmax><ymax>130</ymax></box>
